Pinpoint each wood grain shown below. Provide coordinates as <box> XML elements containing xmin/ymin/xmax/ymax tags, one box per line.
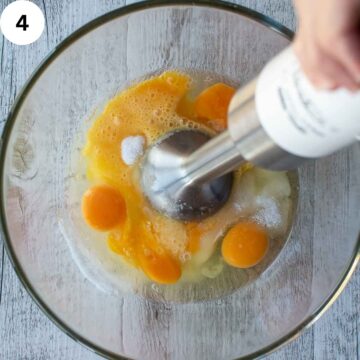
<box><xmin>0</xmin><ymin>1</ymin><xmax>358</xmax><ymax>359</ymax></box>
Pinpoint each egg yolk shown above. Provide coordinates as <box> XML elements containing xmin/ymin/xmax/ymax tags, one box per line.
<box><xmin>82</xmin><ymin>185</ymin><xmax>126</xmax><ymax>231</ymax></box>
<box><xmin>194</xmin><ymin>83</ymin><xmax>235</xmax><ymax>131</ymax></box>
<box><xmin>221</xmin><ymin>221</ymin><xmax>269</xmax><ymax>268</ymax></box>
<box><xmin>109</xmin><ymin>208</ymin><xmax>183</xmax><ymax>284</ymax></box>
<box><xmin>138</xmin><ymin>246</ymin><xmax>181</xmax><ymax>284</ymax></box>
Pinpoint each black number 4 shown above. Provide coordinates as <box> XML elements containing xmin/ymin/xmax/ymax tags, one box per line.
<box><xmin>16</xmin><ymin>15</ymin><xmax>29</xmax><ymax>31</ymax></box>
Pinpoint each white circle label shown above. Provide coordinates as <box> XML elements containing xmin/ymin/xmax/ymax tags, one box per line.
<box><xmin>0</xmin><ymin>1</ymin><xmax>45</xmax><ymax>45</ymax></box>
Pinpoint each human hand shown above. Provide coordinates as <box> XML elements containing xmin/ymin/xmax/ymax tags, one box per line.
<box><xmin>293</xmin><ymin>0</ymin><xmax>360</xmax><ymax>91</ymax></box>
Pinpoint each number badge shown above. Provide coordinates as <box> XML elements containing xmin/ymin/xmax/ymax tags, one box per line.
<box><xmin>0</xmin><ymin>1</ymin><xmax>45</xmax><ymax>45</ymax></box>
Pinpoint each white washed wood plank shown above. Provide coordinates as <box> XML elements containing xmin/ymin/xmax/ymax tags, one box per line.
<box><xmin>0</xmin><ymin>1</ymin><xmax>126</xmax><ymax>360</ymax></box>
<box><xmin>313</xmin><ymin>267</ymin><xmax>360</xmax><ymax>360</ymax></box>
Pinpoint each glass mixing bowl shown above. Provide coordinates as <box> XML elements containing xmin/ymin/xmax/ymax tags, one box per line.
<box><xmin>1</xmin><ymin>1</ymin><xmax>359</xmax><ymax>359</ymax></box>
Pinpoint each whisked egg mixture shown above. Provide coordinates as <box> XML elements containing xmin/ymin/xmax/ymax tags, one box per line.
<box><xmin>64</xmin><ymin>70</ymin><xmax>296</xmax><ymax>300</ymax></box>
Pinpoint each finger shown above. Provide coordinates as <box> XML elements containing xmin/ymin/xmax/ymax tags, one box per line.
<box><xmin>295</xmin><ymin>38</ymin><xmax>359</xmax><ymax>90</ymax></box>
<box><xmin>315</xmin><ymin>52</ymin><xmax>359</xmax><ymax>90</ymax></box>
<box><xmin>331</xmin><ymin>32</ymin><xmax>360</xmax><ymax>85</ymax></box>
<box><xmin>294</xmin><ymin>37</ymin><xmax>336</xmax><ymax>88</ymax></box>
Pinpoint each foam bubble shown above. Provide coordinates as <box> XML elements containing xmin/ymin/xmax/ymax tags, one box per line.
<box><xmin>113</xmin><ymin>116</ymin><xmax>121</xmax><ymax>126</ymax></box>
<box><xmin>180</xmin><ymin>252</ymin><xmax>191</xmax><ymax>263</ymax></box>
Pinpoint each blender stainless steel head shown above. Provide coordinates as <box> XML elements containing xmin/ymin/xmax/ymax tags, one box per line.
<box><xmin>141</xmin><ymin>80</ymin><xmax>304</xmax><ymax>221</ymax></box>
<box><xmin>140</xmin><ymin>129</ymin><xmax>239</xmax><ymax>221</ymax></box>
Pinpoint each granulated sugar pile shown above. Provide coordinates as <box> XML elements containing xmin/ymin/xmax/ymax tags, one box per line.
<box><xmin>253</xmin><ymin>196</ymin><xmax>282</xmax><ymax>228</ymax></box>
<box><xmin>121</xmin><ymin>135</ymin><xmax>145</xmax><ymax>165</ymax></box>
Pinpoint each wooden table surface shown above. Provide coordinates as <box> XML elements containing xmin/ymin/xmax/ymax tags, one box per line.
<box><xmin>0</xmin><ymin>0</ymin><xmax>359</xmax><ymax>359</ymax></box>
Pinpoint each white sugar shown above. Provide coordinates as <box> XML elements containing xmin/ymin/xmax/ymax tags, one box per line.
<box><xmin>121</xmin><ymin>135</ymin><xmax>145</xmax><ymax>165</ymax></box>
<box><xmin>253</xmin><ymin>196</ymin><xmax>282</xmax><ymax>228</ymax></box>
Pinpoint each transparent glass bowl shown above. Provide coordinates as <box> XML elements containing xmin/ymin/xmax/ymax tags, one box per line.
<box><xmin>1</xmin><ymin>2</ymin><xmax>359</xmax><ymax>359</ymax></box>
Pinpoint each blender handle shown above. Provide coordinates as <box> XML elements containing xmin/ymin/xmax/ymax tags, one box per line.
<box><xmin>228</xmin><ymin>46</ymin><xmax>360</xmax><ymax>170</ymax></box>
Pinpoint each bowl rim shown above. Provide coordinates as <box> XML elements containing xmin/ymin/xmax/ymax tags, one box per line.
<box><xmin>0</xmin><ymin>1</ymin><xmax>359</xmax><ymax>359</ymax></box>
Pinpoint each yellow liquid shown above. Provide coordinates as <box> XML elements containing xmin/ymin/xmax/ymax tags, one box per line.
<box><xmin>81</xmin><ymin>70</ymin><xmax>294</xmax><ymax>289</ymax></box>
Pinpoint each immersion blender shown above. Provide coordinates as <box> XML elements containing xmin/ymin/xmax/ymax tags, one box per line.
<box><xmin>141</xmin><ymin>47</ymin><xmax>360</xmax><ymax>221</ymax></box>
